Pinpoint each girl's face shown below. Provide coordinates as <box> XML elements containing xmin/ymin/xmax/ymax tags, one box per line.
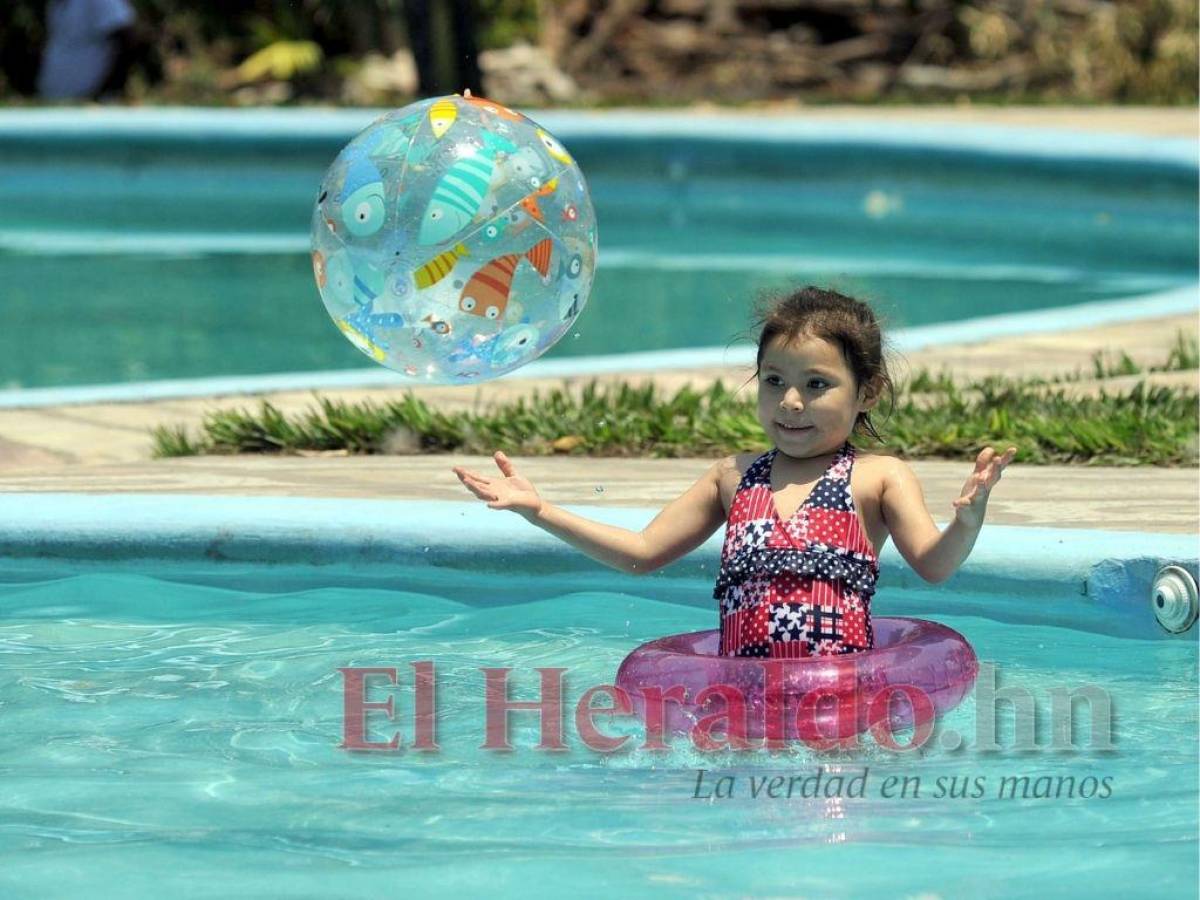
<box><xmin>756</xmin><ymin>333</ymin><xmax>876</xmax><ymax>459</ymax></box>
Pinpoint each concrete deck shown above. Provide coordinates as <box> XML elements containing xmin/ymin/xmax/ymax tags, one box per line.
<box><xmin>0</xmin><ymin>312</ymin><xmax>1194</xmax><ymax>534</ymax></box>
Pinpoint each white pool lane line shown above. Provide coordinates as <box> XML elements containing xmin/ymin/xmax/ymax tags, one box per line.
<box><xmin>0</xmin><ymin>284</ymin><xmax>1193</xmax><ymax>410</ymax></box>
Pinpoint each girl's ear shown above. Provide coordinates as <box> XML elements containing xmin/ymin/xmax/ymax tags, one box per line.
<box><xmin>858</xmin><ymin>375</ymin><xmax>882</xmax><ymax>411</ymax></box>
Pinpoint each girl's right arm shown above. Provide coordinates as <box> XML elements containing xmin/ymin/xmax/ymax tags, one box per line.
<box><xmin>452</xmin><ymin>451</ymin><xmax>729</xmax><ymax>575</ymax></box>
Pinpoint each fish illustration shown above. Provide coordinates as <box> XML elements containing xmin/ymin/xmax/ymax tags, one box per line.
<box><xmin>312</xmin><ymin>250</ymin><xmax>327</xmax><ymax>288</ymax></box>
<box><xmin>325</xmin><ymin>252</ymin><xmax>389</xmax><ymax>312</ymax></box>
<box><xmin>428</xmin><ymin>98</ymin><xmax>458</xmax><ymax>140</ymax></box>
<box><xmin>489</xmin><ymin>323</ymin><xmax>541</xmax><ymax>369</ymax></box>
<box><xmin>562</xmin><ymin>204</ymin><xmax>578</xmax><ymax>222</ymax></box>
<box><xmin>481</xmin><ymin>208</ymin><xmax>534</xmax><ymax>243</ymax></box>
<box><xmin>499</xmin><ymin>144</ymin><xmax>548</xmax><ymax>188</ymax></box>
<box><xmin>463</xmin><ymin>94</ymin><xmax>522</xmax><ymax>122</ymax></box>
<box><xmin>338</xmin><ymin>299</ymin><xmax>404</xmax><ymax>361</ymax></box>
<box><xmin>348</xmin><ymin>298</ymin><xmax>405</xmax><ymax>338</ymax></box>
<box><xmin>559</xmin><ymin>252</ymin><xmax>583</xmax><ymax>280</ymax></box>
<box><xmin>479</xmin><ymin>219</ymin><xmax>507</xmax><ymax>243</ymax></box>
<box><xmin>422</xmin><ymin>314</ymin><xmax>453</xmax><ymax>336</ymax></box>
<box><xmin>338</xmin><ymin>319</ymin><xmax>387</xmax><ymax>362</ymax></box>
<box><xmin>413</xmin><ymin>242</ymin><xmax>469</xmax><ymax>289</ymax></box>
<box><xmin>519</xmin><ymin>177</ymin><xmax>559</xmax><ymax>223</ymax></box>
<box><xmin>536</xmin><ymin>128</ymin><xmax>573</xmax><ymax>165</ymax></box>
<box><xmin>418</xmin><ymin>130</ymin><xmax>516</xmax><ymax>246</ymax></box>
<box><xmin>558</xmin><ymin>287</ymin><xmax>582</xmax><ymax>321</ymax></box>
<box><xmin>368</xmin><ymin>113</ymin><xmax>423</xmax><ymax>158</ymax></box>
<box><xmin>353</xmin><ymin>260</ymin><xmax>386</xmax><ymax>307</ymax></box>
<box><xmin>459</xmin><ymin>238</ymin><xmax>553</xmax><ymax>320</ymax></box>
<box><xmin>339</xmin><ymin>148</ymin><xmax>386</xmax><ymax>237</ymax></box>
<box><xmin>323</xmin><ymin>250</ymin><xmax>356</xmax><ymax>305</ymax></box>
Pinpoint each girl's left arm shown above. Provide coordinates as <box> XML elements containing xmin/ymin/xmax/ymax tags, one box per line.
<box><xmin>881</xmin><ymin>446</ymin><xmax>1017</xmax><ymax>584</ymax></box>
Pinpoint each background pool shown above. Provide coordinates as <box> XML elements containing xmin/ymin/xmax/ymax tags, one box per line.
<box><xmin>0</xmin><ymin>113</ymin><xmax>1195</xmax><ymax>390</ymax></box>
<box><xmin>1</xmin><ymin>558</ymin><xmax>1195</xmax><ymax>899</ymax></box>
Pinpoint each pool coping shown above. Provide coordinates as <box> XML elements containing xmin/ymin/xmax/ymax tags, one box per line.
<box><xmin>2</xmin><ymin>493</ymin><xmax>1195</xmax><ymax>642</ymax></box>
<box><xmin>2</xmin><ymin>106</ymin><xmax>1197</xmax><ymax>167</ymax></box>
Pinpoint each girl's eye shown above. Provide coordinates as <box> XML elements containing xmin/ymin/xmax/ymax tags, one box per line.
<box><xmin>808</xmin><ymin>379</ymin><xmax>828</xmax><ymax>389</ymax></box>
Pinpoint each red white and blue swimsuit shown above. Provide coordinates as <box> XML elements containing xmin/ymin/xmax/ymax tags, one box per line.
<box><xmin>713</xmin><ymin>441</ymin><xmax>880</xmax><ymax>658</ymax></box>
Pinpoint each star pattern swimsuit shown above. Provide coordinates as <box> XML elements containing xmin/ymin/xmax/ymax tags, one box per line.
<box><xmin>712</xmin><ymin>441</ymin><xmax>880</xmax><ymax>658</ymax></box>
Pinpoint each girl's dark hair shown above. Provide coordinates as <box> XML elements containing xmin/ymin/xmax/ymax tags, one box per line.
<box><xmin>745</xmin><ymin>286</ymin><xmax>896</xmax><ymax>443</ymax></box>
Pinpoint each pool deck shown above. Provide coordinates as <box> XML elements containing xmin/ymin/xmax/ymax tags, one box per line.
<box><xmin>0</xmin><ymin>308</ymin><xmax>1194</xmax><ymax>535</ymax></box>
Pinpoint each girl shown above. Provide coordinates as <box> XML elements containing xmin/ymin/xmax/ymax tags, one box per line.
<box><xmin>453</xmin><ymin>287</ymin><xmax>1017</xmax><ymax>658</ymax></box>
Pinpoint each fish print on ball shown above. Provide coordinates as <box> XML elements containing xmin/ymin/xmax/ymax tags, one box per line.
<box><xmin>310</xmin><ymin>93</ymin><xmax>598</xmax><ymax>384</ymax></box>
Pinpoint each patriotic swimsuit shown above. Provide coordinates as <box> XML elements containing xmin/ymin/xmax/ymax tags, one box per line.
<box><xmin>713</xmin><ymin>441</ymin><xmax>880</xmax><ymax>658</ymax></box>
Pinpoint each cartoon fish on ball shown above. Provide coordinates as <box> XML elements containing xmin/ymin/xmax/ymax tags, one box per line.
<box><xmin>536</xmin><ymin>128</ymin><xmax>573</xmax><ymax>166</ymax></box>
<box><xmin>418</xmin><ymin>130</ymin><xmax>516</xmax><ymax>246</ymax></box>
<box><xmin>339</xmin><ymin>150</ymin><xmax>387</xmax><ymax>238</ymax></box>
<box><xmin>489</xmin><ymin>323</ymin><xmax>541</xmax><ymax>369</ymax></box>
<box><xmin>458</xmin><ymin>238</ymin><xmax>553</xmax><ymax>321</ymax></box>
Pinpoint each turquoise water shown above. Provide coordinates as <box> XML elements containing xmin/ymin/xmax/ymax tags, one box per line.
<box><xmin>1</xmin><ymin>562</ymin><xmax>1195</xmax><ymax>898</ymax></box>
<box><xmin>0</xmin><ymin>138</ymin><xmax>1195</xmax><ymax>389</ymax></box>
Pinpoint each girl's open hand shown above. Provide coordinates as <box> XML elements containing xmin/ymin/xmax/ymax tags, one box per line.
<box><xmin>952</xmin><ymin>445</ymin><xmax>1017</xmax><ymax>525</ymax></box>
<box><xmin>452</xmin><ymin>451</ymin><xmax>543</xmax><ymax>519</ymax></box>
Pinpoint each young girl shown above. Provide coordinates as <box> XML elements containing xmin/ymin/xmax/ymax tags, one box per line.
<box><xmin>453</xmin><ymin>287</ymin><xmax>1017</xmax><ymax>658</ymax></box>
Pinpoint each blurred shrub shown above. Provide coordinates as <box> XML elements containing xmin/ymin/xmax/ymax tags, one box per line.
<box><xmin>0</xmin><ymin>0</ymin><xmax>1191</xmax><ymax>105</ymax></box>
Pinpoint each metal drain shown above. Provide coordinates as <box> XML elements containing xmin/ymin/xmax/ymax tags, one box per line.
<box><xmin>1151</xmin><ymin>565</ymin><xmax>1198</xmax><ymax>634</ymax></box>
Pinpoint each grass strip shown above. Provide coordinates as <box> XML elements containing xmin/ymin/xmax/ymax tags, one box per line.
<box><xmin>152</xmin><ymin>364</ymin><xmax>1199</xmax><ymax>466</ymax></box>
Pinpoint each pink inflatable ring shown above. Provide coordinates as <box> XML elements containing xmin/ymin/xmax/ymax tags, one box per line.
<box><xmin>615</xmin><ymin>617</ymin><xmax>978</xmax><ymax>747</ymax></box>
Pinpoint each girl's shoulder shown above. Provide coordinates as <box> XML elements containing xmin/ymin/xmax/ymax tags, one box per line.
<box><xmin>713</xmin><ymin>453</ymin><xmax>755</xmax><ymax>515</ymax></box>
<box><xmin>721</xmin><ymin>450</ymin><xmax>768</xmax><ymax>483</ymax></box>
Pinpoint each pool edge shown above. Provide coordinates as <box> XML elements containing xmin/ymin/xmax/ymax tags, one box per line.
<box><xmin>0</xmin><ymin>493</ymin><xmax>1194</xmax><ymax>641</ymax></box>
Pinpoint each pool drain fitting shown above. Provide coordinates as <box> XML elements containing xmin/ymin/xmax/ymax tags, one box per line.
<box><xmin>1151</xmin><ymin>565</ymin><xmax>1198</xmax><ymax>634</ymax></box>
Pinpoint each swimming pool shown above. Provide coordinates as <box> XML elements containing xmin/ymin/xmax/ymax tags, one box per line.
<box><xmin>0</xmin><ymin>110</ymin><xmax>1195</xmax><ymax>391</ymax></box>
<box><xmin>1</xmin><ymin>495</ymin><xmax>1195</xmax><ymax>898</ymax></box>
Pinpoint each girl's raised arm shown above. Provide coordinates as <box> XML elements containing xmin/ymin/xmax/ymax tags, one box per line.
<box><xmin>453</xmin><ymin>452</ymin><xmax>729</xmax><ymax>575</ymax></box>
<box><xmin>882</xmin><ymin>446</ymin><xmax>1016</xmax><ymax>583</ymax></box>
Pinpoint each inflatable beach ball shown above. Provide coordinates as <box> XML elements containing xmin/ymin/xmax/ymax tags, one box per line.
<box><xmin>310</xmin><ymin>93</ymin><xmax>597</xmax><ymax>384</ymax></box>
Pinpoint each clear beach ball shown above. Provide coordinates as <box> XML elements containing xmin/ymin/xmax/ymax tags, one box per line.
<box><xmin>310</xmin><ymin>93</ymin><xmax>597</xmax><ymax>384</ymax></box>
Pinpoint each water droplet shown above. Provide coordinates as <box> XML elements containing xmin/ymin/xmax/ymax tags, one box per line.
<box><xmin>573</xmin><ymin>332</ymin><xmax>580</xmax><ymax>339</ymax></box>
<box><xmin>423</xmin><ymin>546</ymin><xmax>430</xmax><ymax>553</ymax></box>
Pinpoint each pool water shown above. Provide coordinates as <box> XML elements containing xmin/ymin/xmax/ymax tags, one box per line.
<box><xmin>0</xmin><ymin>132</ymin><xmax>1195</xmax><ymax>389</ymax></box>
<box><xmin>2</xmin><ymin>562</ymin><xmax>1195</xmax><ymax>898</ymax></box>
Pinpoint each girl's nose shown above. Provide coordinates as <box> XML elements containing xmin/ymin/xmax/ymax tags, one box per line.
<box><xmin>780</xmin><ymin>387</ymin><xmax>804</xmax><ymax>409</ymax></box>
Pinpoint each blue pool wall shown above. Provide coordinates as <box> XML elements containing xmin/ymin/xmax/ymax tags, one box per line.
<box><xmin>0</xmin><ymin>108</ymin><xmax>1195</xmax><ymax>407</ymax></box>
<box><xmin>0</xmin><ymin>494</ymin><xmax>1194</xmax><ymax>642</ymax></box>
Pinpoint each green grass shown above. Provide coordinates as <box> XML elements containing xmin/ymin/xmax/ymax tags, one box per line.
<box><xmin>909</xmin><ymin>330</ymin><xmax>1199</xmax><ymax>388</ymax></box>
<box><xmin>1086</xmin><ymin>330</ymin><xmax>1199</xmax><ymax>380</ymax></box>
<box><xmin>152</xmin><ymin>366</ymin><xmax>1200</xmax><ymax>466</ymax></box>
